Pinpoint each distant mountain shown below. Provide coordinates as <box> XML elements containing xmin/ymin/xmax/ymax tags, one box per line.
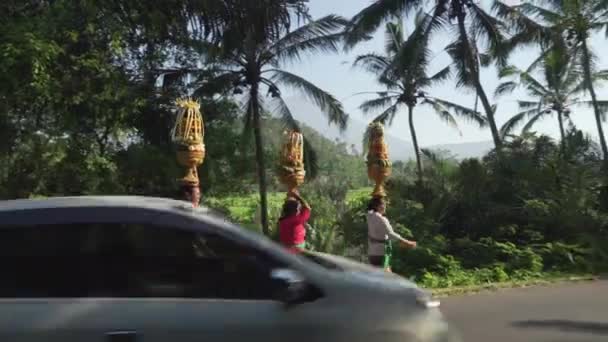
<box><xmin>282</xmin><ymin>97</ymin><xmax>493</xmax><ymax>161</ymax></box>
<box><xmin>428</xmin><ymin>141</ymin><xmax>494</xmax><ymax>159</ymax></box>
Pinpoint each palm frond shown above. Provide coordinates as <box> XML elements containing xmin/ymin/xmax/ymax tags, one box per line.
<box><xmin>390</xmin><ymin>10</ymin><xmax>440</xmax><ymax>77</ymax></box>
<box><xmin>592</xmin><ymin>69</ymin><xmax>608</xmax><ymax>81</ymax></box>
<box><xmin>345</xmin><ymin>0</ymin><xmax>424</xmax><ymax>48</ymax></box>
<box><xmin>359</xmin><ymin>95</ymin><xmax>398</xmax><ymax>115</ymax></box>
<box><xmin>518</xmin><ymin>100</ymin><xmax>542</xmax><ymax>110</ymax></box>
<box><xmin>272</xmin><ymin>95</ymin><xmax>319</xmax><ymax>178</ymax></box>
<box><xmin>468</xmin><ymin>3</ymin><xmax>505</xmax><ymax>52</ymax></box>
<box><xmin>495</xmin><ymin>81</ymin><xmax>518</xmax><ymax>98</ymax></box>
<box><xmin>446</xmin><ymin>36</ymin><xmax>475</xmax><ymax>89</ymax></box>
<box><xmin>492</xmin><ymin>2</ymin><xmax>555</xmax><ymax>57</ymax></box>
<box><xmin>273</xmin><ymin>14</ymin><xmax>347</xmax><ymax>51</ymax></box>
<box><xmin>272</xmin><ymin>15</ymin><xmax>348</xmax><ymax>65</ymax></box>
<box><xmin>500</xmin><ymin>108</ymin><xmax>539</xmax><ymax>138</ymax></box>
<box><xmin>522</xmin><ymin>111</ymin><xmax>547</xmax><ymax>133</ymax></box>
<box><xmin>592</xmin><ymin>0</ymin><xmax>608</xmax><ymax>15</ymax></box>
<box><xmin>525</xmin><ymin>48</ymin><xmax>553</xmax><ymax>73</ymax></box>
<box><xmin>498</xmin><ymin>65</ymin><xmax>521</xmax><ymax>78</ymax></box>
<box><xmin>374</xmin><ymin>102</ymin><xmax>400</xmax><ymax>125</ymax></box>
<box><xmin>424</xmin><ymin>97</ymin><xmax>487</xmax><ymax>128</ymax></box>
<box><xmin>520</xmin><ymin>72</ymin><xmax>549</xmax><ymax>97</ymax></box>
<box><xmin>270</xmin><ymin>69</ymin><xmax>348</xmax><ymax>131</ymax></box>
<box><xmin>518</xmin><ymin>2</ymin><xmax>563</xmax><ymax>24</ymax></box>
<box><xmin>385</xmin><ymin>21</ymin><xmax>404</xmax><ymax>55</ymax></box>
<box><xmin>423</xmin><ymin>66</ymin><xmax>451</xmax><ymax>87</ymax></box>
<box><xmin>569</xmin><ymin>68</ymin><xmax>608</xmax><ymax>96</ymax></box>
<box><xmin>568</xmin><ymin>50</ymin><xmax>599</xmax><ymax>92</ymax></box>
<box><xmin>479</xmin><ymin>53</ymin><xmax>493</xmax><ymax>67</ymax></box>
<box><xmin>273</xmin><ymin>33</ymin><xmax>344</xmax><ymax>65</ymax></box>
<box><xmin>196</xmin><ymin>71</ymin><xmax>243</xmax><ymax>98</ymax></box>
<box><xmin>422</xmin><ymin>99</ymin><xmax>461</xmax><ymax>134</ymax></box>
<box><xmin>352</xmin><ymin>53</ymin><xmax>391</xmax><ymax>75</ymax></box>
<box><xmin>559</xmin><ymin>58</ymin><xmax>584</xmax><ymax>90</ymax></box>
<box><xmin>572</xmin><ymin>100</ymin><xmax>608</xmax><ymax>121</ymax></box>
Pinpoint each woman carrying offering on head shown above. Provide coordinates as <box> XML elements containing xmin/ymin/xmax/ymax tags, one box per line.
<box><xmin>279</xmin><ymin>190</ymin><xmax>311</xmax><ymax>254</ymax></box>
<box><xmin>367</xmin><ymin>197</ymin><xmax>416</xmax><ymax>272</ymax></box>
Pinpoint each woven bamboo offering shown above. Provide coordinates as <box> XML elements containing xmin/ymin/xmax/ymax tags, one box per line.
<box><xmin>367</xmin><ymin>122</ymin><xmax>391</xmax><ymax>198</ymax></box>
<box><xmin>171</xmin><ymin>98</ymin><xmax>205</xmax><ymax>189</ymax></box>
<box><xmin>278</xmin><ymin>130</ymin><xmax>305</xmax><ymax>194</ymax></box>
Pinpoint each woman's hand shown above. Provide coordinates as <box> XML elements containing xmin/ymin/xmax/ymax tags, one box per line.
<box><xmin>288</xmin><ymin>190</ymin><xmax>311</xmax><ymax>209</ymax></box>
<box><xmin>287</xmin><ymin>189</ymin><xmax>301</xmax><ymax>199</ymax></box>
<box><xmin>400</xmin><ymin>240</ymin><xmax>417</xmax><ymax>249</ymax></box>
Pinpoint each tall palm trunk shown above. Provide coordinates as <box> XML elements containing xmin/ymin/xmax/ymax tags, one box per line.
<box><xmin>557</xmin><ymin>109</ymin><xmax>566</xmax><ymax>149</ymax></box>
<box><xmin>250</xmin><ymin>82</ymin><xmax>270</xmax><ymax>235</ymax></box>
<box><xmin>408</xmin><ymin>105</ymin><xmax>423</xmax><ymax>184</ymax></box>
<box><xmin>456</xmin><ymin>14</ymin><xmax>502</xmax><ymax>151</ymax></box>
<box><xmin>581</xmin><ymin>39</ymin><xmax>608</xmax><ymax>161</ymax></box>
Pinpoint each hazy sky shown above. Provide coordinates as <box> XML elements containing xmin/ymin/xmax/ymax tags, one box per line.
<box><xmin>284</xmin><ymin>0</ymin><xmax>608</xmax><ymax>146</ymax></box>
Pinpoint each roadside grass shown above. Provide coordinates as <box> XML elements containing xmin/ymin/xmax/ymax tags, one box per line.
<box><xmin>429</xmin><ymin>273</ymin><xmax>598</xmax><ymax>298</ymax></box>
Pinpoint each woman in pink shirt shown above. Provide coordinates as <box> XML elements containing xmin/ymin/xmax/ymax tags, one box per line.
<box><xmin>278</xmin><ymin>191</ymin><xmax>311</xmax><ymax>254</ymax></box>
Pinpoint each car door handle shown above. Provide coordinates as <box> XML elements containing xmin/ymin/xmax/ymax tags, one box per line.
<box><xmin>106</xmin><ymin>330</ymin><xmax>138</xmax><ymax>342</ymax></box>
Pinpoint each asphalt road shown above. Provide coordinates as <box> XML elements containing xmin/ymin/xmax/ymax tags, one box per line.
<box><xmin>440</xmin><ymin>280</ymin><xmax>608</xmax><ymax>342</ymax></box>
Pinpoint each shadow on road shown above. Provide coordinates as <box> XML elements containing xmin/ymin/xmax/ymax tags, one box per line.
<box><xmin>512</xmin><ymin>320</ymin><xmax>608</xmax><ymax>335</ymax></box>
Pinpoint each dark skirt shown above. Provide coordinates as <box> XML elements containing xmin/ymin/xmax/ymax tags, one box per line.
<box><xmin>369</xmin><ymin>239</ymin><xmax>393</xmax><ymax>268</ymax></box>
<box><xmin>368</xmin><ymin>255</ymin><xmax>384</xmax><ymax>267</ymax></box>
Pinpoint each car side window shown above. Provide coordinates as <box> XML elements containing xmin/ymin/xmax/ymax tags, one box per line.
<box><xmin>0</xmin><ymin>223</ymin><xmax>288</xmax><ymax>300</ymax></box>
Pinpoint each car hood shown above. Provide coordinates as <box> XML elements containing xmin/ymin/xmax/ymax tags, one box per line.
<box><xmin>303</xmin><ymin>251</ymin><xmax>419</xmax><ymax>289</ymax></box>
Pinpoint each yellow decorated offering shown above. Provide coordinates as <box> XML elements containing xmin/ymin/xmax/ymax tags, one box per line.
<box><xmin>172</xmin><ymin>98</ymin><xmax>205</xmax><ymax>187</ymax></box>
<box><xmin>278</xmin><ymin>130</ymin><xmax>305</xmax><ymax>193</ymax></box>
<box><xmin>367</xmin><ymin>122</ymin><xmax>391</xmax><ymax>197</ymax></box>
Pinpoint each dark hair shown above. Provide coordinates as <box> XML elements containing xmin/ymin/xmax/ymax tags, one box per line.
<box><xmin>279</xmin><ymin>199</ymin><xmax>300</xmax><ymax>221</ymax></box>
<box><xmin>367</xmin><ymin>197</ymin><xmax>385</xmax><ymax>212</ymax></box>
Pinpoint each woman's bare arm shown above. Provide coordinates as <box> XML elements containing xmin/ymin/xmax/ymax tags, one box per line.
<box><xmin>381</xmin><ymin>216</ymin><xmax>416</xmax><ymax>248</ymax></box>
<box><xmin>290</xmin><ymin>191</ymin><xmax>311</xmax><ymax>209</ymax></box>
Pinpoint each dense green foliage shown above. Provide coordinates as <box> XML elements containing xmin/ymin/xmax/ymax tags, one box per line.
<box><xmin>2</xmin><ymin>0</ymin><xmax>608</xmax><ymax>289</ymax></box>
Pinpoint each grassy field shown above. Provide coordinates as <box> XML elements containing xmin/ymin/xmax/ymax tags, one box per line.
<box><xmin>205</xmin><ymin>187</ymin><xmax>372</xmax><ymax>231</ymax></box>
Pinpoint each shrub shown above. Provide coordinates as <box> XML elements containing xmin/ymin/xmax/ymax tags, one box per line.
<box><xmin>507</xmin><ymin>247</ymin><xmax>543</xmax><ymax>273</ymax></box>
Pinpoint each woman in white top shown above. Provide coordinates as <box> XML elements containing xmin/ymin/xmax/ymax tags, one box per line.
<box><xmin>367</xmin><ymin>197</ymin><xmax>416</xmax><ymax>271</ymax></box>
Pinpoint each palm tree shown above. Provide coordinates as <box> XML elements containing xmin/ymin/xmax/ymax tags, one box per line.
<box><xmin>496</xmin><ymin>42</ymin><xmax>608</xmax><ymax>144</ymax></box>
<box><xmin>346</xmin><ymin>0</ymin><xmax>506</xmax><ymax>151</ymax></box>
<box><xmin>356</xmin><ymin>15</ymin><xmax>486</xmax><ymax>183</ymax></box>
<box><xmin>494</xmin><ymin>0</ymin><xmax>608</xmax><ymax>160</ymax></box>
<box><xmin>208</xmin><ymin>14</ymin><xmax>349</xmax><ymax>235</ymax></box>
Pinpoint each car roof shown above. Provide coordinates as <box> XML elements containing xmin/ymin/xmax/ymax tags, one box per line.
<box><xmin>0</xmin><ymin>195</ymin><xmax>255</xmax><ymax>241</ymax></box>
<box><xmin>0</xmin><ymin>195</ymin><xmax>235</xmax><ymax>228</ymax></box>
<box><xmin>0</xmin><ymin>196</ymin><xmax>332</xmax><ymax>276</ymax></box>
<box><xmin>0</xmin><ymin>195</ymin><xmax>214</xmax><ymax>214</ymax></box>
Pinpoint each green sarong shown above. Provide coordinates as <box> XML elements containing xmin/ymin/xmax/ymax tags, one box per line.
<box><xmin>383</xmin><ymin>240</ymin><xmax>393</xmax><ymax>268</ymax></box>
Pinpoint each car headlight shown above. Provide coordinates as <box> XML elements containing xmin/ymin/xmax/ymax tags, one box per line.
<box><xmin>414</xmin><ymin>289</ymin><xmax>441</xmax><ymax>309</ymax></box>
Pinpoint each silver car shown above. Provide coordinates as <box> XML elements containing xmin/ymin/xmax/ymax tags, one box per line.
<box><xmin>0</xmin><ymin>196</ymin><xmax>453</xmax><ymax>342</ymax></box>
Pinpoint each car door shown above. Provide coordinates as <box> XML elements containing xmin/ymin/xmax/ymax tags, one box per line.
<box><xmin>101</xmin><ymin>220</ymin><xmax>317</xmax><ymax>342</ymax></box>
<box><xmin>114</xmin><ymin>219</ymin><xmax>362</xmax><ymax>342</ymax></box>
<box><xmin>0</xmin><ymin>221</ymin><xmax>113</xmax><ymax>342</ymax></box>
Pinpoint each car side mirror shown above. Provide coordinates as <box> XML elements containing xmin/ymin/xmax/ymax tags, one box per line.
<box><xmin>270</xmin><ymin>268</ymin><xmax>309</xmax><ymax>308</ymax></box>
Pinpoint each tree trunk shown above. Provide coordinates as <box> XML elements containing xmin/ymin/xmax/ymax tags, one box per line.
<box><xmin>557</xmin><ymin>109</ymin><xmax>566</xmax><ymax>149</ymax></box>
<box><xmin>408</xmin><ymin>105</ymin><xmax>423</xmax><ymax>184</ymax></box>
<box><xmin>250</xmin><ymin>83</ymin><xmax>270</xmax><ymax>235</ymax></box>
<box><xmin>456</xmin><ymin>15</ymin><xmax>502</xmax><ymax>151</ymax></box>
<box><xmin>581</xmin><ymin>39</ymin><xmax>608</xmax><ymax>161</ymax></box>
